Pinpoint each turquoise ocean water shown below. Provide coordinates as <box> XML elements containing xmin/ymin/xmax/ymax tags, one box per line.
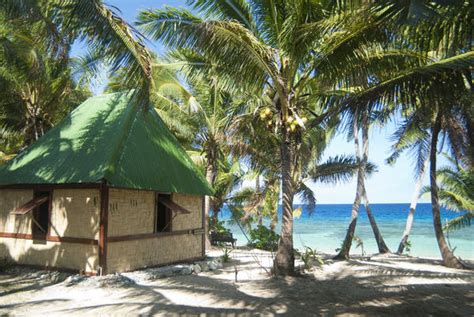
<box><xmin>219</xmin><ymin>203</ymin><xmax>474</xmax><ymax>260</ymax></box>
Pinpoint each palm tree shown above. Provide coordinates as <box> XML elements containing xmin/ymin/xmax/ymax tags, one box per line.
<box><xmin>137</xmin><ymin>0</ymin><xmax>393</xmax><ymax>275</ymax></box>
<box><xmin>359</xmin><ymin>111</ymin><xmax>390</xmax><ymax>254</ymax></box>
<box><xmin>353</xmin><ymin>62</ymin><xmax>471</xmax><ymax>270</ymax></box>
<box><xmin>335</xmin><ymin>108</ymin><xmax>388</xmax><ymax>258</ymax></box>
<box><xmin>1</xmin><ymin>0</ymin><xmax>154</xmax><ymax>108</ymax></box>
<box><xmin>0</xmin><ymin>5</ymin><xmax>91</xmax><ymax>148</ymax></box>
<box><xmin>1</xmin><ymin>0</ymin><xmax>158</xmax><ymax>162</ymax></box>
<box><xmin>385</xmin><ymin>107</ymin><xmax>432</xmax><ymax>254</ymax></box>
<box><xmin>337</xmin><ymin>0</ymin><xmax>472</xmax><ymax>268</ymax></box>
<box><xmin>184</xmin><ymin>76</ymin><xmax>244</xmax><ymax>245</ymax></box>
<box><xmin>229</xmin><ymin>97</ymin><xmax>371</xmax><ymax>249</ymax></box>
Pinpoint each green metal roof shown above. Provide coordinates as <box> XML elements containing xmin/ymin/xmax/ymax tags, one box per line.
<box><xmin>0</xmin><ymin>92</ymin><xmax>212</xmax><ymax>195</ymax></box>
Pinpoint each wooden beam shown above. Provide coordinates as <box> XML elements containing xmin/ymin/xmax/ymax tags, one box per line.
<box><xmin>107</xmin><ymin>228</ymin><xmax>199</xmax><ymax>242</ymax></box>
<box><xmin>99</xmin><ymin>182</ymin><xmax>109</xmax><ymax>275</ymax></box>
<box><xmin>0</xmin><ymin>232</ymin><xmax>98</xmax><ymax>245</ymax></box>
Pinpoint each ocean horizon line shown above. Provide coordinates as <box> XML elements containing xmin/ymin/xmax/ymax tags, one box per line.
<box><xmin>293</xmin><ymin>202</ymin><xmax>433</xmax><ymax>206</ymax></box>
<box><xmin>223</xmin><ymin>202</ymin><xmax>433</xmax><ymax>206</ymax></box>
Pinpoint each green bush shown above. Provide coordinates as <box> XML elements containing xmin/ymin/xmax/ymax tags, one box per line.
<box><xmin>221</xmin><ymin>247</ymin><xmax>232</xmax><ymax>263</ymax></box>
<box><xmin>248</xmin><ymin>225</ymin><xmax>279</xmax><ymax>251</ymax></box>
<box><xmin>404</xmin><ymin>240</ymin><xmax>412</xmax><ymax>255</ymax></box>
<box><xmin>209</xmin><ymin>218</ymin><xmax>230</xmax><ymax>235</ymax></box>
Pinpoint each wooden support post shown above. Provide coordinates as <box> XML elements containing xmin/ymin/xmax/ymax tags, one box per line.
<box><xmin>202</xmin><ymin>196</ymin><xmax>206</xmax><ymax>258</ymax></box>
<box><xmin>99</xmin><ymin>182</ymin><xmax>109</xmax><ymax>275</ymax></box>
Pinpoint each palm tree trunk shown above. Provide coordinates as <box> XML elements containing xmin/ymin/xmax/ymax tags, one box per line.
<box><xmin>397</xmin><ymin>157</ymin><xmax>429</xmax><ymax>254</ymax></box>
<box><xmin>430</xmin><ymin>114</ymin><xmax>466</xmax><ymax>269</ymax></box>
<box><xmin>204</xmin><ymin>155</ymin><xmax>217</xmax><ymax>248</ymax></box>
<box><xmin>212</xmin><ymin>208</ymin><xmax>219</xmax><ymax>223</ymax></box>
<box><xmin>274</xmin><ymin>127</ymin><xmax>295</xmax><ymax>275</ymax></box>
<box><xmin>362</xmin><ymin>187</ymin><xmax>390</xmax><ymax>253</ymax></box>
<box><xmin>270</xmin><ymin>211</ymin><xmax>278</xmax><ymax>232</ymax></box>
<box><xmin>256</xmin><ymin>174</ymin><xmax>263</xmax><ymax>226</ymax></box>
<box><xmin>335</xmin><ymin>113</ymin><xmax>363</xmax><ymax>259</ymax></box>
<box><xmin>360</xmin><ymin>114</ymin><xmax>390</xmax><ymax>254</ymax></box>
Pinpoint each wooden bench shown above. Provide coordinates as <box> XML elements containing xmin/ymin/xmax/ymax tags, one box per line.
<box><xmin>210</xmin><ymin>231</ymin><xmax>237</xmax><ymax>248</ymax></box>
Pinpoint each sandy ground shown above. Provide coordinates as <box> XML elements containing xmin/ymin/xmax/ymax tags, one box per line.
<box><xmin>0</xmin><ymin>248</ymin><xmax>473</xmax><ymax>316</ymax></box>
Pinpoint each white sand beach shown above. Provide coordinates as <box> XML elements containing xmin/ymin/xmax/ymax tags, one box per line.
<box><xmin>1</xmin><ymin>247</ymin><xmax>473</xmax><ymax>316</ymax></box>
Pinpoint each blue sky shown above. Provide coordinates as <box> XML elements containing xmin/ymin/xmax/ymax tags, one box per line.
<box><xmin>74</xmin><ymin>0</ymin><xmax>444</xmax><ymax>204</ymax></box>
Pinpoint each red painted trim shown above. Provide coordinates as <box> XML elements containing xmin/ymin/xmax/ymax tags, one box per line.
<box><xmin>99</xmin><ymin>183</ymin><xmax>109</xmax><ymax>275</ymax></box>
<box><xmin>0</xmin><ymin>232</ymin><xmax>98</xmax><ymax>245</ymax></box>
<box><xmin>47</xmin><ymin>190</ymin><xmax>53</xmax><ymax>239</ymax></box>
<box><xmin>47</xmin><ymin>235</ymin><xmax>98</xmax><ymax>245</ymax></box>
<box><xmin>108</xmin><ymin>228</ymin><xmax>201</xmax><ymax>242</ymax></box>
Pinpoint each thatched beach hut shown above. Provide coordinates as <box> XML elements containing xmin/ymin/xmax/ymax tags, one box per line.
<box><xmin>0</xmin><ymin>92</ymin><xmax>211</xmax><ymax>275</ymax></box>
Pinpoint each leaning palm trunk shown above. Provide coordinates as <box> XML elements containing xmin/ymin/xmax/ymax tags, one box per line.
<box><xmin>362</xmin><ymin>187</ymin><xmax>390</xmax><ymax>253</ymax></box>
<box><xmin>335</xmin><ymin>114</ymin><xmax>364</xmax><ymax>259</ymax></box>
<box><xmin>397</xmin><ymin>157</ymin><xmax>429</xmax><ymax>254</ymax></box>
<box><xmin>335</xmin><ymin>176</ymin><xmax>363</xmax><ymax>259</ymax></box>
<box><xmin>360</xmin><ymin>115</ymin><xmax>390</xmax><ymax>254</ymax></box>
<box><xmin>430</xmin><ymin>114</ymin><xmax>466</xmax><ymax>269</ymax></box>
<box><xmin>274</xmin><ymin>127</ymin><xmax>295</xmax><ymax>275</ymax></box>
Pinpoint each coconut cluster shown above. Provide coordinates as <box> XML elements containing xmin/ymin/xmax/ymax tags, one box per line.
<box><xmin>259</xmin><ymin>108</ymin><xmax>308</xmax><ymax>133</ymax></box>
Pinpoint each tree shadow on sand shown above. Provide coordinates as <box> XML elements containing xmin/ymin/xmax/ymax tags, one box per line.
<box><xmin>4</xmin><ymin>257</ymin><xmax>470</xmax><ymax>316</ymax></box>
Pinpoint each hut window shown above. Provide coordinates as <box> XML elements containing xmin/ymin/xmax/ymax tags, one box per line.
<box><xmin>156</xmin><ymin>194</ymin><xmax>172</xmax><ymax>232</ymax></box>
<box><xmin>32</xmin><ymin>190</ymin><xmax>51</xmax><ymax>240</ymax></box>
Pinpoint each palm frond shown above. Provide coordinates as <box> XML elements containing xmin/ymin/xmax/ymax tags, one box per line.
<box><xmin>61</xmin><ymin>0</ymin><xmax>153</xmax><ymax>104</ymax></box>
<box><xmin>309</xmin><ymin>155</ymin><xmax>375</xmax><ymax>184</ymax></box>
<box><xmin>444</xmin><ymin>212</ymin><xmax>474</xmax><ymax>232</ymax></box>
<box><xmin>187</xmin><ymin>0</ymin><xmax>257</xmax><ymax>33</ymax></box>
<box><xmin>297</xmin><ymin>182</ymin><xmax>316</xmax><ymax>215</ymax></box>
<box><xmin>349</xmin><ymin>51</ymin><xmax>474</xmax><ymax>106</ymax></box>
<box><xmin>137</xmin><ymin>7</ymin><xmax>273</xmax><ymax>92</ymax></box>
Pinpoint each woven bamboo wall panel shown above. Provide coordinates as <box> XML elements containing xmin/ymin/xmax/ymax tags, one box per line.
<box><xmin>171</xmin><ymin>193</ymin><xmax>202</xmax><ymax>230</ymax></box>
<box><xmin>107</xmin><ymin>233</ymin><xmax>203</xmax><ymax>273</ymax></box>
<box><xmin>108</xmin><ymin>188</ymin><xmax>155</xmax><ymax>236</ymax></box>
<box><xmin>51</xmin><ymin>189</ymin><xmax>100</xmax><ymax>239</ymax></box>
<box><xmin>0</xmin><ymin>238</ymin><xmax>98</xmax><ymax>273</ymax></box>
<box><xmin>0</xmin><ymin>190</ymin><xmax>33</xmax><ymax>234</ymax></box>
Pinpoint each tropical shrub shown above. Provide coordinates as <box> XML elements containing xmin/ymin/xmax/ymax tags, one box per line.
<box><xmin>221</xmin><ymin>248</ymin><xmax>232</xmax><ymax>263</ymax></box>
<box><xmin>248</xmin><ymin>225</ymin><xmax>279</xmax><ymax>251</ymax></box>
<box><xmin>296</xmin><ymin>246</ymin><xmax>324</xmax><ymax>271</ymax></box>
<box><xmin>403</xmin><ymin>240</ymin><xmax>412</xmax><ymax>255</ymax></box>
